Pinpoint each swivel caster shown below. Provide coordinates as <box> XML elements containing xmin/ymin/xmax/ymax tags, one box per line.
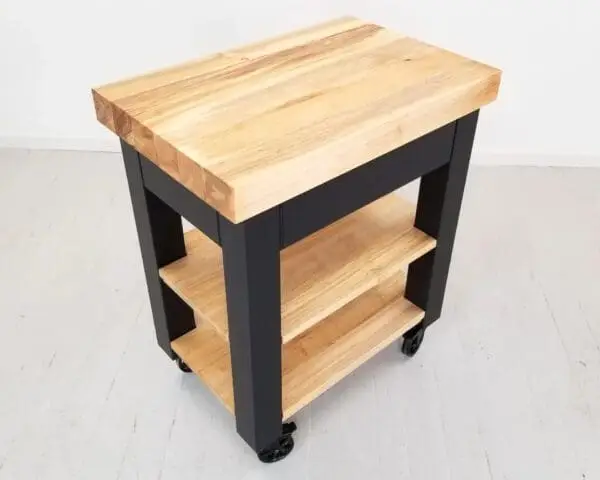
<box><xmin>257</xmin><ymin>422</ymin><xmax>297</xmax><ymax>463</ymax></box>
<box><xmin>401</xmin><ymin>324</ymin><xmax>425</xmax><ymax>357</ymax></box>
<box><xmin>175</xmin><ymin>356</ymin><xmax>192</xmax><ymax>373</ymax></box>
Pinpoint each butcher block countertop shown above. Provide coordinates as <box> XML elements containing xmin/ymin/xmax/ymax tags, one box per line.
<box><xmin>93</xmin><ymin>16</ymin><xmax>501</xmax><ymax>223</ymax></box>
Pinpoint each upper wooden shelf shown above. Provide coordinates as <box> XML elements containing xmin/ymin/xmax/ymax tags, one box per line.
<box><xmin>159</xmin><ymin>193</ymin><xmax>435</xmax><ymax>344</ymax></box>
<box><xmin>93</xmin><ymin>16</ymin><xmax>501</xmax><ymax>223</ymax></box>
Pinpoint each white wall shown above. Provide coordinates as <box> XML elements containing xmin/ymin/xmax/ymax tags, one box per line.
<box><xmin>1</xmin><ymin>0</ymin><xmax>599</xmax><ymax>165</ymax></box>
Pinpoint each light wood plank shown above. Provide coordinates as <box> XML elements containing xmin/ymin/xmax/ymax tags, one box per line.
<box><xmin>282</xmin><ymin>276</ymin><xmax>424</xmax><ymax>417</ymax></box>
<box><xmin>169</xmin><ymin>322</ymin><xmax>236</xmax><ymax>415</ymax></box>
<box><xmin>93</xmin><ymin>16</ymin><xmax>501</xmax><ymax>222</ymax></box>
<box><xmin>160</xmin><ymin>194</ymin><xmax>435</xmax><ymax>344</ymax></box>
<box><xmin>171</xmin><ymin>276</ymin><xmax>424</xmax><ymax>420</ymax></box>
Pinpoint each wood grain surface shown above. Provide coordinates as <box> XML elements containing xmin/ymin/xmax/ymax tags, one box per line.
<box><xmin>159</xmin><ymin>194</ymin><xmax>435</xmax><ymax>344</ymax></box>
<box><xmin>171</xmin><ymin>275</ymin><xmax>424</xmax><ymax>420</ymax></box>
<box><xmin>93</xmin><ymin>16</ymin><xmax>501</xmax><ymax>222</ymax></box>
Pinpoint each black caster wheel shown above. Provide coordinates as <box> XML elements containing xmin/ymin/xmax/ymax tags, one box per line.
<box><xmin>401</xmin><ymin>324</ymin><xmax>425</xmax><ymax>357</ymax></box>
<box><xmin>175</xmin><ymin>356</ymin><xmax>192</xmax><ymax>373</ymax></box>
<box><xmin>257</xmin><ymin>422</ymin><xmax>297</xmax><ymax>463</ymax></box>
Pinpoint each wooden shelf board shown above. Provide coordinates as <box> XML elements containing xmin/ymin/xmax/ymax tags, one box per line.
<box><xmin>160</xmin><ymin>193</ymin><xmax>434</xmax><ymax>344</ymax></box>
<box><xmin>171</xmin><ymin>276</ymin><xmax>424</xmax><ymax>420</ymax></box>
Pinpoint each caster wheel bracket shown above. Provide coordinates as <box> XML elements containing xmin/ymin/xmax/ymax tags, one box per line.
<box><xmin>175</xmin><ymin>356</ymin><xmax>192</xmax><ymax>373</ymax></box>
<box><xmin>257</xmin><ymin>422</ymin><xmax>297</xmax><ymax>463</ymax></box>
<box><xmin>401</xmin><ymin>324</ymin><xmax>425</xmax><ymax>357</ymax></box>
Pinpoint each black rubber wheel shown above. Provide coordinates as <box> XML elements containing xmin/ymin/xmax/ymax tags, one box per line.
<box><xmin>257</xmin><ymin>422</ymin><xmax>297</xmax><ymax>463</ymax></box>
<box><xmin>176</xmin><ymin>356</ymin><xmax>192</xmax><ymax>373</ymax></box>
<box><xmin>401</xmin><ymin>325</ymin><xmax>425</xmax><ymax>357</ymax></box>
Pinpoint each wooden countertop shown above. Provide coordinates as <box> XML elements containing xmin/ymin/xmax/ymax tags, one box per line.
<box><xmin>93</xmin><ymin>16</ymin><xmax>501</xmax><ymax>223</ymax></box>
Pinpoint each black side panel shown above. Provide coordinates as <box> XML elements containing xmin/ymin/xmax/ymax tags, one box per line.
<box><xmin>140</xmin><ymin>156</ymin><xmax>220</xmax><ymax>244</ymax></box>
<box><xmin>405</xmin><ymin>111</ymin><xmax>480</xmax><ymax>326</ymax></box>
<box><xmin>121</xmin><ymin>141</ymin><xmax>195</xmax><ymax>357</ymax></box>
<box><xmin>281</xmin><ymin>122</ymin><xmax>455</xmax><ymax>247</ymax></box>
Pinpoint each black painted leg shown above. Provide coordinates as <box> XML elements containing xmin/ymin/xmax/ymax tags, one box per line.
<box><xmin>121</xmin><ymin>140</ymin><xmax>195</xmax><ymax>358</ymax></box>
<box><xmin>220</xmin><ymin>208</ymin><xmax>290</xmax><ymax>456</ymax></box>
<box><xmin>405</xmin><ymin>111</ymin><xmax>479</xmax><ymax>327</ymax></box>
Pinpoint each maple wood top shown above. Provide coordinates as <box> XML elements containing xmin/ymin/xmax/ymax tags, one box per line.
<box><xmin>93</xmin><ymin>16</ymin><xmax>501</xmax><ymax>222</ymax></box>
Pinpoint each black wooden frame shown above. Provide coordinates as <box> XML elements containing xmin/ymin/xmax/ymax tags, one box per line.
<box><xmin>405</xmin><ymin>111</ymin><xmax>479</xmax><ymax>326</ymax></box>
<box><xmin>280</xmin><ymin>120</ymin><xmax>456</xmax><ymax>247</ymax></box>
<box><xmin>120</xmin><ymin>111</ymin><xmax>479</xmax><ymax>453</ymax></box>
<box><xmin>220</xmin><ymin>210</ymin><xmax>283</xmax><ymax>450</ymax></box>
<box><xmin>122</xmin><ymin>141</ymin><xmax>196</xmax><ymax>358</ymax></box>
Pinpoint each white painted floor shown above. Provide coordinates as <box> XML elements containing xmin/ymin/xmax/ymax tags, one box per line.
<box><xmin>0</xmin><ymin>149</ymin><xmax>599</xmax><ymax>480</ymax></box>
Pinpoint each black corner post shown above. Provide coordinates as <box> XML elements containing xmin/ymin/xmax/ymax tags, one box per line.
<box><xmin>219</xmin><ymin>207</ymin><xmax>283</xmax><ymax>453</ymax></box>
<box><xmin>405</xmin><ymin>110</ymin><xmax>480</xmax><ymax>327</ymax></box>
<box><xmin>121</xmin><ymin>140</ymin><xmax>195</xmax><ymax>358</ymax></box>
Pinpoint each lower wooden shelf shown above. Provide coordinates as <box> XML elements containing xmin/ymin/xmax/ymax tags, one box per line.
<box><xmin>171</xmin><ymin>276</ymin><xmax>424</xmax><ymax>420</ymax></box>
